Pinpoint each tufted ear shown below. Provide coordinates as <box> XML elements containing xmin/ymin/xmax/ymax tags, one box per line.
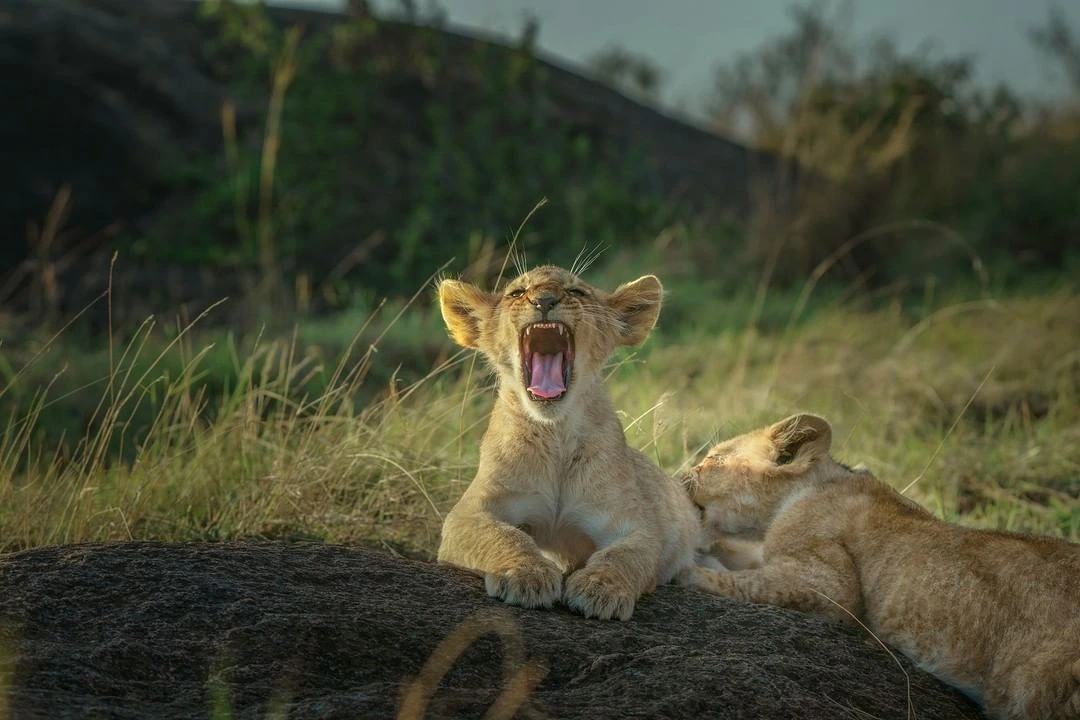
<box><xmin>606</xmin><ymin>274</ymin><xmax>663</xmax><ymax>346</ymax></box>
<box><xmin>438</xmin><ymin>279</ymin><xmax>497</xmax><ymax>349</ymax></box>
<box><xmin>767</xmin><ymin>414</ymin><xmax>833</xmax><ymax>469</ymax></box>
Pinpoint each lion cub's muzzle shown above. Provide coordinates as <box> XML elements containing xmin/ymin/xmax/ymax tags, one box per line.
<box><xmin>521</xmin><ymin>322</ymin><xmax>574</xmax><ymax>401</ymax></box>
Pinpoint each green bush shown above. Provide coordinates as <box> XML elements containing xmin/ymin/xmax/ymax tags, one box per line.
<box><xmin>710</xmin><ymin>3</ymin><xmax>1078</xmax><ymax>288</ymax></box>
<box><xmin>139</xmin><ymin>1</ymin><xmax>671</xmax><ymax>299</ymax></box>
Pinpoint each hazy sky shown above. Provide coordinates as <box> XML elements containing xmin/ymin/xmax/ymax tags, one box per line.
<box><xmin>282</xmin><ymin>0</ymin><xmax>1079</xmax><ymax>114</ymax></box>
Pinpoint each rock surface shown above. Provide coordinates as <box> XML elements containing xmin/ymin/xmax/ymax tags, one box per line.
<box><xmin>0</xmin><ymin>542</ymin><xmax>981</xmax><ymax>719</ymax></box>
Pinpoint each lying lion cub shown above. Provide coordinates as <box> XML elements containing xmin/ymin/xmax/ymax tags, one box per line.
<box><xmin>436</xmin><ymin>265</ymin><xmax>705</xmax><ymax>620</ymax></box>
<box><xmin>679</xmin><ymin>413</ymin><xmax>1080</xmax><ymax>720</ymax></box>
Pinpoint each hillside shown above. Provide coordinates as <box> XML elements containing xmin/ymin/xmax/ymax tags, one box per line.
<box><xmin>3</xmin><ymin>0</ymin><xmax>796</xmax><ymax>325</ymax></box>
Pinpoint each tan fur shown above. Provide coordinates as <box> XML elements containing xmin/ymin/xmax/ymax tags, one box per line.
<box><xmin>706</xmin><ymin>536</ymin><xmax>764</xmax><ymax>571</ymax></box>
<box><xmin>436</xmin><ymin>265</ymin><xmax>705</xmax><ymax>621</ymax></box>
<box><xmin>680</xmin><ymin>413</ymin><xmax>1080</xmax><ymax>720</ymax></box>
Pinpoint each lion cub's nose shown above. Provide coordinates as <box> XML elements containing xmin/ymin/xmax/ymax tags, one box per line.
<box><xmin>531</xmin><ymin>292</ymin><xmax>560</xmax><ymax>317</ymax></box>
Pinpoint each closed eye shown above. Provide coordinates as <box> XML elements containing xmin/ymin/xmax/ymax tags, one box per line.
<box><xmin>567</xmin><ymin>287</ymin><xmax>587</xmax><ymax>297</ymax></box>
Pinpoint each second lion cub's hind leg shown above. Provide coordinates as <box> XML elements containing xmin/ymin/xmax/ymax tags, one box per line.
<box><xmin>985</xmin><ymin>649</ymin><xmax>1080</xmax><ymax>720</ymax></box>
<box><xmin>1067</xmin><ymin>658</ymin><xmax>1080</xmax><ymax>719</ymax></box>
<box><xmin>1026</xmin><ymin>655</ymin><xmax>1080</xmax><ymax>720</ymax></box>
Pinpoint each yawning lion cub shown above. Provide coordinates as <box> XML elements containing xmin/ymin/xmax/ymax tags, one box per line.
<box><xmin>436</xmin><ymin>265</ymin><xmax>706</xmax><ymax>620</ymax></box>
<box><xmin>681</xmin><ymin>413</ymin><xmax>1080</xmax><ymax>720</ymax></box>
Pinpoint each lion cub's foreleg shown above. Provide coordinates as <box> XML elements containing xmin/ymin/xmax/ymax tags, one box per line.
<box><xmin>680</xmin><ymin>549</ymin><xmax>862</xmax><ymax>624</ymax></box>
<box><xmin>438</xmin><ymin>502</ymin><xmax>563</xmax><ymax>609</ymax></box>
<box><xmin>710</xmin><ymin>536</ymin><xmax>764</xmax><ymax>571</ymax></box>
<box><xmin>562</xmin><ymin>531</ymin><xmax>661</xmax><ymax>621</ymax></box>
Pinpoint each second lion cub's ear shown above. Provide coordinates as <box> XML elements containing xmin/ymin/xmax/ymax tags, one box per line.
<box><xmin>607</xmin><ymin>275</ymin><xmax>663</xmax><ymax>346</ymax></box>
<box><xmin>768</xmin><ymin>413</ymin><xmax>833</xmax><ymax>468</ymax></box>
<box><xmin>438</xmin><ymin>279</ymin><xmax>497</xmax><ymax>349</ymax></box>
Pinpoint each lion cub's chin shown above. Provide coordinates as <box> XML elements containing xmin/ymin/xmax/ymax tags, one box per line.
<box><xmin>518</xmin><ymin>392</ymin><xmax>574</xmax><ymax>424</ymax></box>
<box><xmin>509</xmin><ymin>368</ymin><xmax>588</xmax><ymax>425</ymax></box>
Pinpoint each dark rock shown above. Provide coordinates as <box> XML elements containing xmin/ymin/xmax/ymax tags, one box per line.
<box><xmin>0</xmin><ymin>542</ymin><xmax>981</xmax><ymax>719</ymax></box>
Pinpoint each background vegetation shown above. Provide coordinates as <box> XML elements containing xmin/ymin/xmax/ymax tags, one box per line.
<box><xmin>0</xmin><ymin>0</ymin><xmax>1076</xmax><ymax>555</ymax></box>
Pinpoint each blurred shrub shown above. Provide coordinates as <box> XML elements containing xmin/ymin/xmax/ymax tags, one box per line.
<box><xmin>586</xmin><ymin>46</ymin><xmax>666</xmax><ymax>105</ymax></box>
<box><xmin>710</xmin><ymin>2</ymin><xmax>1079</xmax><ymax>287</ymax></box>
<box><xmin>135</xmin><ymin>0</ymin><xmax>1078</xmax><ymax>301</ymax></box>
<box><xmin>140</xmin><ymin>0</ymin><xmax>670</xmax><ymax>301</ymax></box>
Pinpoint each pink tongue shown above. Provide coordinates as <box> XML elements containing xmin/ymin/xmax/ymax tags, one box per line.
<box><xmin>528</xmin><ymin>353</ymin><xmax>566</xmax><ymax>398</ymax></box>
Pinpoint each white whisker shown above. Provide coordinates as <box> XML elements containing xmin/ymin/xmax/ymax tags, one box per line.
<box><xmin>576</xmin><ymin>243</ymin><xmax>609</xmax><ymax>276</ymax></box>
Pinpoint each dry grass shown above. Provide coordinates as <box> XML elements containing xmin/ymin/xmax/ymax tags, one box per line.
<box><xmin>0</xmin><ymin>263</ymin><xmax>1076</xmax><ymax>555</ymax></box>
<box><xmin>615</xmin><ymin>290</ymin><xmax>1079</xmax><ymax>540</ymax></box>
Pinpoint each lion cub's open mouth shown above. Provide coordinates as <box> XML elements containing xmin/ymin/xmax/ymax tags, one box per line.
<box><xmin>520</xmin><ymin>322</ymin><xmax>574</xmax><ymax>401</ymax></box>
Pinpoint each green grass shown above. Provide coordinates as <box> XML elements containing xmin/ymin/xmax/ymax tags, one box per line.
<box><xmin>0</xmin><ymin>255</ymin><xmax>1076</xmax><ymax>554</ymax></box>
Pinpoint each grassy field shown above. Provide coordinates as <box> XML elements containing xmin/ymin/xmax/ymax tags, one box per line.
<box><xmin>0</xmin><ymin>247</ymin><xmax>1077</xmax><ymax>555</ymax></box>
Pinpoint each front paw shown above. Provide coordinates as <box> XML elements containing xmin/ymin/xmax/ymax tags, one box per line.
<box><xmin>484</xmin><ymin>561</ymin><xmax>563</xmax><ymax>609</ymax></box>
<box><xmin>563</xmin><ymin>566</ymin><xmax>637</xmax><ymax>621</ymax></box>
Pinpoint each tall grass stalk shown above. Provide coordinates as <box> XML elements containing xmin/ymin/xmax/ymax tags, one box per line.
<box><xmin>0</xmin><ymin>250</ymin><xmax>1076</xmax><ymax>554</ymax></box>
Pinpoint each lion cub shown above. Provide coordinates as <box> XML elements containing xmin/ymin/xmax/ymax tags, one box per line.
<box><xmin>679</xmin><ymin>413</ymin><xmax>1080</xmax><ymax>720</ymax></box>
<box><xmin>436</xmin><ymin>265</ymin><xmax>705</xmax><ymax>621</ymax></box>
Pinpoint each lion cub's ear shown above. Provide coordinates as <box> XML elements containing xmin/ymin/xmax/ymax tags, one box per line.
<box><xmin>438</xmin><ymin>279</ymin><xmax>497</xmax><ymax>349</ymax></box>
<box><xmin>767</xmin><ymin>414</ymin><xmax>833</xmax><ymax>469</ymax></box>
<box><xmin>607</xmin><ymin>275</ymin><xmax>663</xmax><ymax>346</ymax></box>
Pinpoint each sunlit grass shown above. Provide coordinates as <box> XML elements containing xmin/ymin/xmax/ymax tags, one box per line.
<box><xmin>0</xmin><ymin>258</ymin><xmax>1076</xmax><ymax>554</ymax></box>
<box><xmin>612</xmin><ymin>289</ymin><xmax>1079</xmax><ymax>540</ymax></box>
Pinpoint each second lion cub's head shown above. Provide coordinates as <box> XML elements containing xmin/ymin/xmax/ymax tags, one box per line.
<box><xmin>438</xmin><ymin>265</ymin><xmax>663</xmax><ymax>423</ymax></box>
<box><xmin>683</xmin><ymin>414</ymin><xmax>872</xmax><ymax>536</ymax></box>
